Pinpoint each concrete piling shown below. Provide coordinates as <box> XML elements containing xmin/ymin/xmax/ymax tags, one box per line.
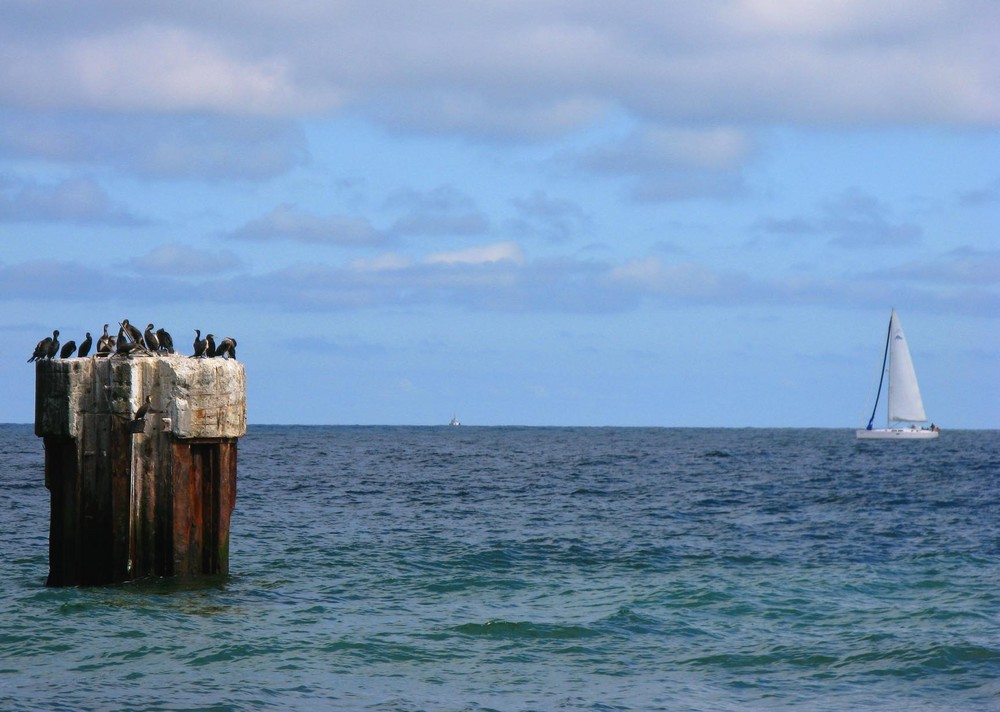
<box><xmin>34</xmin><ymin>356</ymin><xmax>246</xmax><ymax>586</ymax></box>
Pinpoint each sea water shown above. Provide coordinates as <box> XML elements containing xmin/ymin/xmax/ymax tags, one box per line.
<box><xmin>1</xmin><ymin>425</ymin><xmax>998</xmax><ymax>711</ymax></box>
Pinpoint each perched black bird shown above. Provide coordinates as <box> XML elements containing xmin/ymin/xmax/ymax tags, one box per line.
<box><xmin>59</xmin><ymin>341</ymin><xmax>77</xmax><ymax>359</ymax></box>
<box><xmin>134</xmin><ymin>395</ymin><xmax>153</xmax><ymax>421</ymax></box>
<box><xmin>205</xmin><ymin>334</ymin><xmax>217</xmax><ymax>358</ymax></box>
<box><xmin>96</xmin><ymin>324</ymin><xmax>112</xmax><ymax>354</ymax></box>
<box><xmin>119</xmin><ymin>319</ymin><xmax>143</xmax><ymax>345</ymax></box>
<box><xmin>144</xmin><ymin>324</ymin><xmax>160</xmax><ymax>353</ymax></box>
<box><xmin>46</xmin><ymin>330</ymin><xmax>60</xmax><ymax>359</ymax></box>
<box><xmin>116</xmin><ymin>341</ymin><xmax>143</xmax><ymax>356</ymax></box>
<box><xmin>156</xmin><ymin>328</ymin><xmax>174</xmax><ymax>354</ymax></box>
<box><xmin>215</xmin><ymin>337</ymin><xmax>237</xmax><ymax>360</ymax></box>
<box><xmin>28</xmin><ymin>333</ymin><xmax>54</xmax><ymax>362</ymax></box>
<box><xmin>117</xmin><ymin>319</ymin><xmax>151</xmax><ymax>356</ymax></box>
<box><xmin>192</xmin><ymin>329</ymin><xmax>207</xmax><ymax>358</ymax></box>
<box><xmin>77</xmin><ymin>332</ymin><xmax>92</xmax><ymax>357</ymax></box>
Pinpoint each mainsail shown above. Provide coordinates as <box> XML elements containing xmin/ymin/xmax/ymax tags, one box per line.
<box><xmin>887</xmin><ymin>309</ymin><xmax>927</xmax><ymax>423</ymax></box>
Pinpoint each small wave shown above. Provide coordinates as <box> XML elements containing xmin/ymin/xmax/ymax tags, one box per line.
<box><xmin>451</xmin><ymin>619</ymin><xmax>598</xmax><ymax>640</ymax></box>
<box><xmin>449</xmin><ymin>547</ymin><xmax>517</xmax><ymax>572</ymax></box>
<box><xmin>318</xmin><ymin>638</ymin><xmax>460</xmax><ymax>663</ymax></box>
<box><xmin>684</xmin><ymin>647</ymin><xmax>839</xmax><ymax>670</ymax></box>
<box><xmin>835</xmin><ymin>643</ymin><xmax>1000</xmax><ymax>677</ymax></box>
<box><xmin>422</xmin><ymin>576</ymin><xmax>528</xmax><ymax>593</ymax></box>
<box><xmin>702</xmin><ymin>450</ymin><xmax>732</xmax><ymax>458</ymax></box>
<box><xmin>598</xmin><ymin>607</ymin><xmax>674</xmax><ymax>637</ymax></box>
<box><xmin>570</xmin><ymin>487</ymin><xmax>608</xmax><ymax>496</ymax></box>
<box><xmin>186</xmin><ymin>642</ymin><xmax>275</xmax><ymax>667</ymax></box>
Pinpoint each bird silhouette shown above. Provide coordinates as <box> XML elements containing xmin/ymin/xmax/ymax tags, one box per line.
<box><xmin>215</xmin><ymin>337</ymin><xmax>237</xmax><ymax>360</ymax></box>
<box><xmin>133</xmin><ymin>395</ymin><xmax>154</xmax><ymax>421</ymax></box>
<box><xmin>46</xmin><ymin>330</ymin><xmax>60</xmax><ymax>359</ymax></box>
<box><xmin>28</xmin><ymin>332</ymin><xmax>54</xmax><ymax>362</ymax></box>
<box><xmin>144</xmin><ymin>324</ymin><xmax>160</xmax><ymax>353</ymax></box>
<box><xmin>156</xmin><ymin>328</ymin><xmax>174</xmax><ymax>354</ymax></box>
<box><xmin>192</xmin><ymin>329</ymin><xmax>207</xmax><ymax>357</ymax></box>
<box><xmin>77</xmin><ymin>333</ymin><xmax>92</xmax><ymax>357</ymax></box>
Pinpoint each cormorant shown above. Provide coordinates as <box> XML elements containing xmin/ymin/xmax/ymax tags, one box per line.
<box><xmin>78</xmin><ymin>333</ymin><xmax>92</xmax><ymax>357</ymax></box>
<box><xmin>118</xmin><ymin>319</ymin><xmax>143</xmax><ymax>345</ymax></box>
<box><xmin>60</xmin><ymin>341</ymin><xmax>77</xmax><ymax>359</ymax></box>
<box><xmin>96</xmin><ymin>324</ymin><xmax>111</xmax><ymax>354</ymax></box>
<box><xmin>205</xmin><ymin>334</ymin><xmax>217</xmax><ymax>358</ymax></box>
<box><xmin>28</xmin><ymin>334</ymin><xmax>53</xmax><ymax>362</ymax></box>
<box><xmin>46</xmin><ymin>330</ymin><xmax>60</xmax><ymax>359</ymax></box>
<box><xmin>192</xmin><ymin>329</ymin><xmax>207</xmax><ymax>358</ymax></box>
<box><xmin>134</xmin><ymin>395</ymin><xmax>153</xmax><ymax>421</ymax></box>
<box><xmin>215</xmin><ymin>337</ymin><xmax>237</xmax><ymax>360</ymax></box>
<box><xmin>116</xmin><ymin>340</ymin><xmax>142</xmax><ymax>356</ymax></box>
<box><xmin>156</xmin><ymin>328</ymin><xmax>174</xmax><ymax>354</ymax></box>
<box><xmin>144</xmin><ymin>324</ymin><xmax>160</xmax><ymax>353</ymax></box>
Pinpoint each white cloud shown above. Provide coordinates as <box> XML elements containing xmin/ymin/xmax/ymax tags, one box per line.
<box><xmin>572</xmin><ymin>126</ymin><xmax>752</xmax><ymax>201</ymax></box>
<box><xmin>959</xmin><ymin>179</ymin><xmax>1000</xmax><ymax>207</ymax></box>
<box><xmin>873</xmin><ymin>248</ymin><xmax>1000</xmax><ymax>286</ymax></box>
<box><xmin>730</xmin><ymin>0</ymin><xmax>938</xmax><ymax>38</ymax></box>
<box><xmin>0</xmin><ymin>113</ymin><xmax>307</xmax><ymax>180</ymax></box>
<box><xmin>508</xmin><ymin>191</ymin><xmax>591</xmax><ymax>243</ymax></box>
<box><xmin>0</xmin><ymin>259</ymin><xmax>165</xmax><ymax>300</ymax></box>
<box><xmin>754</xmin><ymin>188</ymin><xmax>924</xmax><ymax>248</ymax></box>
<box><xmin>637</xmin><ymin>127</ymin><xmax>753</xmax><ymax>171</ymax></box>
<box><xmin>822</xmin><ymin>190</ymin><xmax>923</xmax><ymax>248</ymax></box>
<box><xmin>0</xmin><ymin>176</ymin><xmax>142</xmax><ymax>224</ymax></box>
<box><xmin>126</xmin><ymin>244</ymin><xmax>243</xmax><ymax>275</ymax></box>
<box><xmin>350</xmin><ymin>253</ymin><xmax>413</xmax><ymax>272</ymax></box>
<box><xmin>424</xmin><ymin>241</ymin><xmax>526</xmax><ymax>266</ymax></box>
<box><xmin>1</xmin><ymin>24</ymin><xmax>325</xmax><ymax>115</ymax></box>
<box><xmin>2</xmin><ymin>243</ymin><xmax>996</xmax><ymax>317</ymax></box>
<box><xmin>227</xmin><ymin>204</ymin><xmax>384</xmax><ymax>246</ymax></box>
<box><xmin>0</xmin><ymin>3</ymin><xmax>995</xmax><ymax>129</ymax></box>
<box><xmin>384</xmin><ymin>186</ymin><xmax>489</xmax><ymax>238</ymax></box>
<box><xmin>610</xmin><ymin>257</ymin><xmax>741</xmax><ymax>300</ymax></box>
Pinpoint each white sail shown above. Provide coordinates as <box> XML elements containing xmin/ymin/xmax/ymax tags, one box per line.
<box><xmin>887</xmin><ymin>309</ymin><xmax>927</xmax><ymax>423</ymax></box>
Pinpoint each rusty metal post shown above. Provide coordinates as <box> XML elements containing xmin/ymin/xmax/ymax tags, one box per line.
<box><xmin>34</xmin><ymin>356</ymin><xmax>246</xmax><ymax>586</ymax></box>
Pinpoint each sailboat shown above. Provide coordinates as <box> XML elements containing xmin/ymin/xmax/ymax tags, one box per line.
<box><xmin>856</xmin><ymin>309</ymin><xmax>940</xmax><ymax>440</ymax></box>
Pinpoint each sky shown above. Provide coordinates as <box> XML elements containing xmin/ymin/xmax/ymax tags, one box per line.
<box><xmin>1</xmin><ymin>1</ymin><xmax>997</xmax><ymax>428</ymax></box>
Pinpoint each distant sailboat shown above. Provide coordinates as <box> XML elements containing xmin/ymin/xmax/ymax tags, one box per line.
<box><xmin>856</xmin><ymin>309</ymin><xmax>940</xmax><ymax>440</ymax></box>
<box><xmin>449</xmin><ymin>414</ymin><xmax>461</xmax><ymax>427</ymax></box>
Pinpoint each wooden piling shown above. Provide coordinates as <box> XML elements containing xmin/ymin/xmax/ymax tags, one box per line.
<box><xmin>34</xmin><ymin>356</ymin><xmax>246</xmax><ymax>586</ymax></box>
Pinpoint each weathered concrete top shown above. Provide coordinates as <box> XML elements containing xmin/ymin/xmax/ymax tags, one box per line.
<box><xmin>35</xmin><ymin>356</ymin><xmax>247</xmax><ymax>440</ymax></box>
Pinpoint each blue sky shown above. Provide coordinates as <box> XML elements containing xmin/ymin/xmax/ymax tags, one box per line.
<box><xmin>1</xmin><ymin>1</ymin><xmax>997</xmax><ymax>427</ymax></box>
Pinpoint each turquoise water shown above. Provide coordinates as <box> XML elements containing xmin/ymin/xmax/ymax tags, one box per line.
<box><xmin>2</xmin><ymin>425</ymin><xmax>999</xmax><ymax>710</ymax></box>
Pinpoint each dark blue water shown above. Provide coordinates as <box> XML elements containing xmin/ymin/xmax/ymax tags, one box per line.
<box><xmin>2</xmin><ymin>425</ymin><xmax>998</xmax><ymax>710</ymax></box>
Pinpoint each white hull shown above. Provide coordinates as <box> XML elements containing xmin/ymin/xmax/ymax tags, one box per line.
<box><xmin>856</xmin><ymin>427</ymin><xmax>939</xmax><ymax>440</ymax></box>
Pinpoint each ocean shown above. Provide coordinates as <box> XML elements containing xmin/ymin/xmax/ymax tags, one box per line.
<box><xmin>1</xmin><ymin>425</ymin><xmax>998</xmax><ymax>711</ymax></box>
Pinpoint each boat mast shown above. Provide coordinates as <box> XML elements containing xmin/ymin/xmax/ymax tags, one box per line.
<box><xmin>865</xmin><ymin>312</ymin><xmax>893</xmax><ymax>430</ymax></box>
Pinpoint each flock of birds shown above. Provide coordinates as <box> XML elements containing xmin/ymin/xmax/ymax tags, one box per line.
<box><xmin>28</xmin><ymin>319</ymin><xmax>237</xmax><ymax>362</ymax></box>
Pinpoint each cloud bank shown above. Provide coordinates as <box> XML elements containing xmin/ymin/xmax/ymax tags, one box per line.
<box><xmin>3</xmin><ymin>241</ymin><xmax>994</xmax><ymax>317</ymax></box>
<box><xmin>0</xmin><ymin>1</ymin><xmax>995</xmax><ymax>133</ymax></box>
